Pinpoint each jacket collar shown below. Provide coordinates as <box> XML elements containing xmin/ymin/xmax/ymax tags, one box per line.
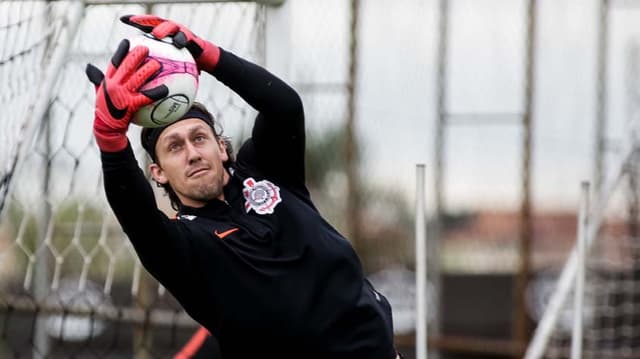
<box><xmin>178</xmin><ymin>198</ymin><xmax>230</xmax><ymax>219</ymax></box>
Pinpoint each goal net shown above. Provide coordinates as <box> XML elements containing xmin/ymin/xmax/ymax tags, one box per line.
<box><xmin>524</xmin><ymin>103</ymin><xmax>640</xmax><ymax>358</ymax></box>
<box><xmin>0</xmin><ymin>1</ymin><xmax>269</xmax><ymax>357</ymax></box>
<box><xmin>527</xmin><ymin>233</ymin><xmax>640</xmax><ymax>358</ymax></box>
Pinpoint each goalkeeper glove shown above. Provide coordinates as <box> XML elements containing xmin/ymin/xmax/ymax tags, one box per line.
<box><xmin>120</xmin><ymin>14</ymin><xmax>221</xmax><ymax>74</ymax></box>
<box><xmin>86</xmin><ymin>39</ymin><xmax>168</xmax><ymax>152</ymax></box>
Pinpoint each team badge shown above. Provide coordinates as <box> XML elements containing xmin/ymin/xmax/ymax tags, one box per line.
<box><xmin>242</xmin><ymin>178</ymin><xmax>282</xmax><ymax>215</ymax></box>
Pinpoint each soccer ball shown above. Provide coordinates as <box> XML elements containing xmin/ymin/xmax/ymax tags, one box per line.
<box><xmin>128</xmin><ymin>34</ymin><xmax>199</xmax><ymax>128</ymax></box>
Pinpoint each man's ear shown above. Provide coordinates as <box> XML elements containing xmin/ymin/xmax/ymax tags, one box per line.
<box><xmin>149</xmin><ymin>163</ymin><xmax>168</xmax><ymax>185</ymax></box>
<box><xmin>218</xmin><ymin>138</ymin><xmax>229</xmax><ymax>163</ymax></box>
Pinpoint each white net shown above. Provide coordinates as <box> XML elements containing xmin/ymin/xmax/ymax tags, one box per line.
<box><xmin>0</xmin><ymin>1</ymin><xmax>61</xmax><ymax>212</ymax></box>
<box><xmin>0</xmin><ymin>1</ymin><xmax>266</xmax><ymax>357</ymax></box>
<box><xmin>530</xmin><ymin>235</ymin><xmax>640</xmax><ymax>359</ymax></box>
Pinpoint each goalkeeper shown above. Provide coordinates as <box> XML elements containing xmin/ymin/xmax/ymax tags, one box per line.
<box><xmin>86</xmin><ymin>15</ymin><xmax>399</xmax><ymax>359</ymax></box>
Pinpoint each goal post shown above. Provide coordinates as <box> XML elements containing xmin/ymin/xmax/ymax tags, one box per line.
<box><xmin>570</xmin><ymin>181</ymin><xmax>589</xmax><ymax>359</ymax></box>
<box><xmin>415</xmin><ymin>164</ymin><xmax>428</xmax><ymax>359</ymax></box>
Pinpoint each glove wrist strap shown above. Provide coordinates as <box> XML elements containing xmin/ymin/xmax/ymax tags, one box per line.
<box><xmin>94</xmin><ymin>122</ymin><xmax>128</xmax><ymax>152</ymax></box>
<box><xmin>199</xmin><ymin>41</ymin><xmax>221</xmax><ymax>74</ymax></box>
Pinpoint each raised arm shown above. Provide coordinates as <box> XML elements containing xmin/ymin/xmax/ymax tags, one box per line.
<box><xmin>86</xmin><ymin>39</ymin><xmax>194</xmax><ymax>290</ymax></box>
<box><xmin>121</xmin><ymin>15</ymin><xmax>306</xmax><ymax>188</ymax></box>
<box><xmin>213</xmin><ymin>49</ymin><xmax>305</xmax><ymax>187</ymax></box>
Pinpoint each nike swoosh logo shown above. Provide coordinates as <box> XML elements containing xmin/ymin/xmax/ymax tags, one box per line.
<box><xmin>104</xmin><ymin>85</ymin><xmax>127</xmax><ymax>119</ymax></box>
<box><xmin>214</xmin><ymin>227</ymin><xmax>239</xmax><ymax>239</ymax></box>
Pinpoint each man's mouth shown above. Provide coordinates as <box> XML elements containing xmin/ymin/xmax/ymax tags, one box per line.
<box><xmin>187</xmin><ymin>167</ymin><xmax>209</xmax><ymax>177</ymax></box>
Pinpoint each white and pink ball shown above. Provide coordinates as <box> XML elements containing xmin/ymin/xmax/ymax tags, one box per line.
<box><xmin>128</xmin><ymin>34</ymin><xmax>199</xmax><ymax>128</ymax></box>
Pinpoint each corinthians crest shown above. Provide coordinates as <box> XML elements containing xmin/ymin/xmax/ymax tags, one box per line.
<box><xmin>242</xmin><ymin>178</ymin><xmax>282</xmax><ymax>215</ymax></box>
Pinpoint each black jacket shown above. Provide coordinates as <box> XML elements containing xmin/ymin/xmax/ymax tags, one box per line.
<box><xmin>101</xmin><ymin>49</ymin><xmax>396</xmax><ymax>359</ymax></box>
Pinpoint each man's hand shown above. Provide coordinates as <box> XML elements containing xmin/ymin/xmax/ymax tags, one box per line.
<box><xmin>86</xmin><ymin>39</ymin><xmax>167</xmax><ymax>152</ymax></box>
<box><xmin>120</xmin><ymin>15</ymin><xmax>221</xmax><ymax>74</ymax></box>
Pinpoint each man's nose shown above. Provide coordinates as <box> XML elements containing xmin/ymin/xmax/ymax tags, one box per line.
<box><xmin>185</xmin><ymin>141</ymin><xmax>201</xmax><ymax>163</ymax></box>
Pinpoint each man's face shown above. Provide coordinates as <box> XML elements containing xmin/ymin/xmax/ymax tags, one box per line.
<box><xmin>150</xmin><ymin>118</ymin><xmax>229</xmax><ymax>208</ymax></box>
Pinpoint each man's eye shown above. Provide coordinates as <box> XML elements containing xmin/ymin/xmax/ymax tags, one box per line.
<box><xmin>195</xmin><ymin>135</ymin><xmax>205</xmax><ymax>142</ymax></box>
<box><xmin>168</xmin><ymin>144</ymin><xmax>181</xmax><ymax>152</ymax></box>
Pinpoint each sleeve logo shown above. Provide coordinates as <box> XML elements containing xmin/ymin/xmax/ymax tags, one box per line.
<box><xmin>242</xmin><ymin>178</ymin><xmax>282</xmax><ymax>215</ymax></box>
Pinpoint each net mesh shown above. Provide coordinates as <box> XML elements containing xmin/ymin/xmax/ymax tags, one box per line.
<box><xmin>528</xmin><ymin>143</ymin><xmax>640</xmax><ymax>358</ymax></box>
<box><xmin>0</xmin><ymin>2</ymin><xmax>265</xmax><ymax>357</ymax></box>
<box><xmin>0</xmin><ymin>1</ymin><xmax>57</xmax><ymax>213</ymax></box>
<box><xmin>531</xmin><ymin>235</ymin><xmax>640</xmax><ymax>359</ymax></box>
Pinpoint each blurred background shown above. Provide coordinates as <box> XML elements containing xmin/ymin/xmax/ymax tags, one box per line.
<box><xmin>2</xmin><ymin>0</ymin><xmax>640</xmax><ymax>358</ymax></box>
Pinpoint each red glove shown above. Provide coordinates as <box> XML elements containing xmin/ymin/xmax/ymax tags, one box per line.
<box><xmin>120</xmin><ymin>15</ymin><xmax>221</xmax><ymax>74</ymax></box>
<box><xmin>86</xmin><ymin>39</ymin><xmax>167</xmax><ymax>152</ymax></box>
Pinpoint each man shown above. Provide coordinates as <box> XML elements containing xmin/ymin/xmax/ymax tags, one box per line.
<box><xmin>86</xmin><ymin>15</ymin><xmax>399</xmax><ymax>359</ymax></box>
